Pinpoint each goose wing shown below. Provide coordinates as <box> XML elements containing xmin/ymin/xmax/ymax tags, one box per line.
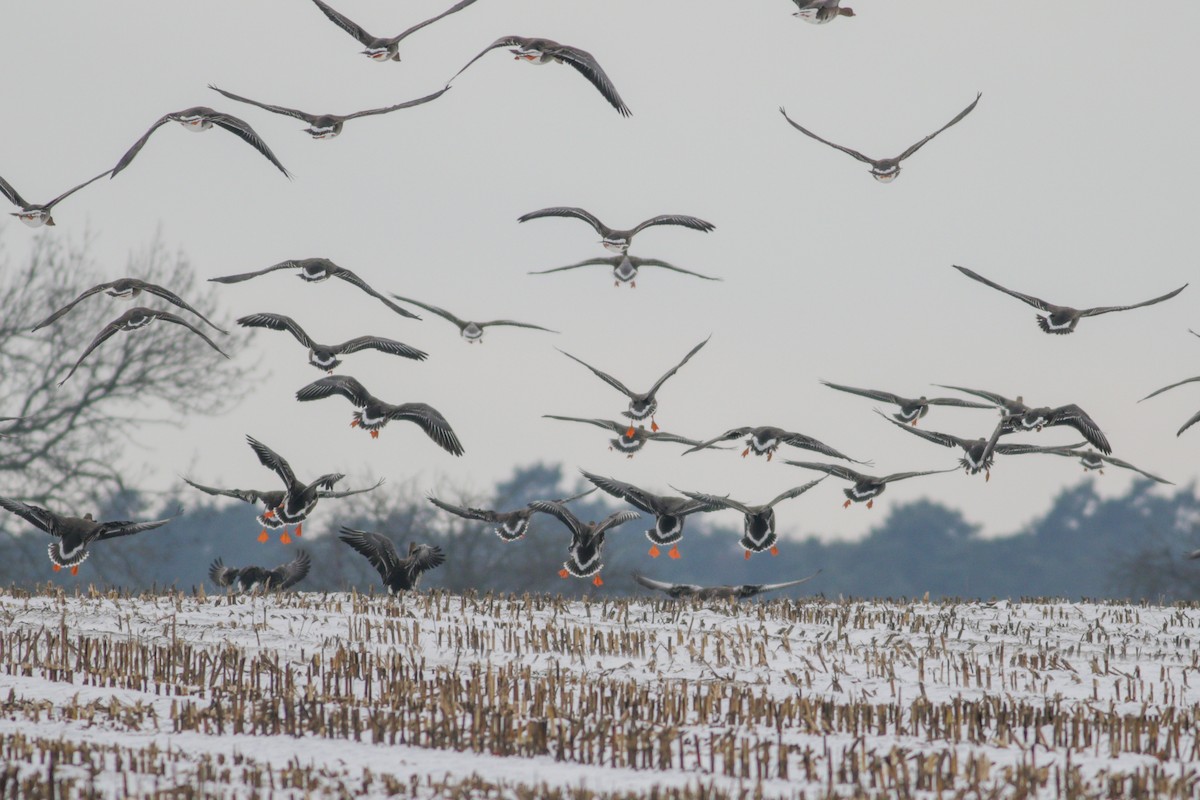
<box><xmin>822</xmin><ymin>381</ymin><xmax>903</xmax><ymax>405</ymax></box>
<box><xmin>111</xmin><ymin>113</ymin><xmax>178</xmax><ymax>176</ymax></box>
<box><xmin>154</xmin><ymin>310</ymin><xmax>230</xmax><ymax>358</ymax></box>
<box><xmin>58</xmin><ymin>317</ymin><xmax>127</xmax><ymax>386</ymax></box>
<box><xmin>632</xmin><ymin>572</ymin><xmax>701</xmax><ymax>595</ymax></box>
<box><xmin>309</xmin><ymin>0</ymin><xmax>376</xmax><ymax>46</ymax></box>
<box><xmin>594</xmin><ymin>510</ymin><xmax>642</xmax><ymax>535</ymax></box>
<box><xmin>556</xmin><ymin>348</ymin><xmax>633</xmax><ymax>397</ymax></box>
<box><xmin>879</xmin><ymin>468</ymin><xmax>960</xmax><ymax>484</ymax></box>
<box><xmin>338</xmin><ymin>527</ymin><xmax>401</xmax><ymax>582</ymax></box>
<box><xmin>392</xmin><ymin>0</ymin><xmax>480</xmax><ymax>43</ymax></box>
<box><xmin>477</xmin><ymin>319</ymin><xmax>558</xmax><ymax>333</ymax></box>
<box><xmin>208</xmin><ymin>85</ymin><xmax>316</xmax><ymax>123</ymax></box>
<box><xmin>237</xmin><ymin>312</ymin><xmax>315</xmax><ymax>348</ymax></box>
<box><xmin>331</xmin><ymin>268</ymin><xmax>420</xmax><ymax>319</ymax></box>
<box><xmin>403</xmin><ymin>543</ymin><xmax>447</xmax><ymax>581</ymax></box>
<box><xmin>295</xmin><ymin>375</ymin><xmax>374</xmax><ymax>407</ymax></box>
<box><xmin>138</xmin><ymin>281</ymin><xmax>226</xmax><ymax>333</ymax></box>
<box><xmin>529</xmin><ymin>257</ymin><xmax>619</xmax><ymax>275</ymax></box>
<box><xmin>1078</xmin><ymin>284</ymin><xmax>1188</xmax><ymax>317</ymax></box>
<box><xmin>341</xmin><ymin>87</ymin><xmax>451</xmax><ymax>120</ymax></box>
<box><xmin>754</xmin><ymin>570</ymin><xmax>825</xmax><ymax>594</ymax></box>
<box><xmin>387</xmin><ymin>403</ymin><xmax>465</xmax><ymax>456</ymax></box>
<box><xmin>580</xmin><ymin>470</ymin><xmax>660</xmax><ymax>514</ymax></box>
<box><xmin>681</xmin><ymin>427</ymin><xmax>753</xmax><ymax>455</ymax></box>
<box><xmin>428</xmin><ymin>495</ymin><xmax>499</xmax><ymax>523</ymax></box>
<box><xmin>0</xmin><ymin>174</ymin><xmax>30</xmax><ymax>208</ymax></box>
<box><xmin>877</xmin><ymin>411</ymin><xmax>968</xmax><ymax>449</ymax></box>
<box><xmin>1141</xmin><ymin>375</ymin><xmax>1200</xmax><ymax>402</ymax></box>
<box><xmin>387</xmin><ymin>293</ymin><xmax>464</xmax><ymax>326</ymax></box>
<box><xmin>333</xmin><ymin>336</ymin><xmax>428</xmax><ymax>360</ymax></box>
<box><xmin>1177</xmin><ymin>410</ymin><xmax>1200</xmax><ymax>437</ymax></box>
<box><xmin>542</xmin><ymin>415</ymin><xmax>622</xmax><ymax>433</ymax></box>
<box><xmin>269</xmin><ymin>550</ymin><xmax>311</xmax><ymax>589</ymax></box>
<box><xmin>545</xmin><ymin>42</ymin><xmax>631</xmax><ymax>116</ymax></box>
<box><xmin>0</xmin><ymin>497</ymin><xmax>59</xmax><ymax>534</ymax></box>
<box><xmin>31</xmin><ymin>281</ymin><xmax>115</xmax><ymax>331</ymax></box>
<box><xmin>245</xmin><ymin>436</ymin><xmax>298</xmax><ymax>489</ymax></box>
<box><xmin>318</xmin><ymin>477</ymin><xmax>385</xmax><ymax>499</ymax></box>
<box><xmin>182</xmin><ymin>477</ymin><xmax>276</xmax><ymax>505</ymax></box>
<box><xmin>897</xmin><ymin>93</ymin><xmax>981</xmax><ymax>161</ymax></box>
<box><xmin>647</xmin><ymin>335</ymin><xmax>710</xmax><ymax>396</ymax></box>
<box><xmin>94</xmin><ymin>517</ymin><xmax>171</xmax><ymax>542</ymax></box>
<box><xmin>766</xmin><ymin>478</ymin><xmax>826</xmax><ymax>509</ymax></box>
<box><xmin>209</xmin><ymin>260</ymin><xmax>301</xmax><ymax>284</ymax></box>
<box><xmin>780</xmin><ymin>461</ymin><xmax>865</xmax><ymax>483</ymax></box>
<box><xmin>526</xmin><ymin>500</ymin><xmax>585</xmax><ymax>538</ymax></box>
<box><xmin>631</xmin><ymin>257</ymin><xmax>722</xmax><ymax>280</ymax></box>
<box><xmin>779</xmin><ymin>108</ymin><xmax>873</xmax><ymax>164</ymax></box>
<box><xmin>952</xmin><ymin>265</ymin><xmax>1052</xmax><ymax>311</ymax></box>
<box><xmin>449</xmin><ymin>36</ymin><xmax>525</xmax><ymax>83</ymax></box>
<box><xmin>1046</xmin><ymin>405</ymin><xmax>1111</xmax><ymax>454</ymax></box>
<box><xmin>204</xmin><ymin>112</ymin><xmax>291</xmax><ymax>177</ymax></box>
<box><xmin>518</xmin><ymin>206</ymin><xmax>606</xmax><ymax>235</ymax></box>
<box><xmin>630</xmin><ymin>215</ymin><xmax>715</xmax><ymax>235</ymax></box>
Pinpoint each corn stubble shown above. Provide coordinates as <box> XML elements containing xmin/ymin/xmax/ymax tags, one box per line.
<box><xmin>1</xmin><ymin>585</ymin><xmax>1199</xmax><ymax>798</ymax></box>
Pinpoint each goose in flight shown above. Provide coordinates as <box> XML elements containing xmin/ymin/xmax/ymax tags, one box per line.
<box><xmin>209</xmin><ymin>550</ymin><xmax>311</xmax><ymax>593</ymax></box>
<box><xmin>209</xmin><ymin>84</ymin><xmax>449</xmax><ymax>139</ymax></box>
<box><xmin>783</xmin><ymin>462</ymin><xmax>957</xmax><ymax>509</ymax></box>
<box><xmin>237</xmin><ymin>313</ymin><xmax>426</xmax><ymax>372</ymax></box>
<box><xmin>1</xmin><ymin>169</ymin><xmax>110</xmax><ymax>227</ymax></box>
<box><xmin>388</xmin><ymin>293</ymin><xmax>556</xmax><ymax>342</ymax></box>
<box><xmin>779</xmin><ymin>93</ymin><xmax>980</xmax><ymax>182</ymax></box>
<box><xmin>296</xmin><ymin>375</ymin><xmax>464</xmax><ymax>455</ymax></box>
<box><xmin>451</xmin><ymin>36</ymin><xmax>631</xmax><ymax>116</ymax></box>
<box><xmin>59</xmin><ymin>308</ymin><xmax>229</xmax><ymax>386</ymax></box>
<box><xmin>0</xmin><ymin>497</ymin><xmax>170</xmax><ymax>575</ymax></box>
<box><xmin>529</xmin><ymin>254</ymin><xmax>721</xmax><ymax>288</ymax></box>
<box><xmin>580</xmin><ymin>470</ymin><xmax>719</xmax><ymax>559</ymax></box>
<box><xmin>632</xmin><ymin>569</ymin><xmax>823</xmax><ymax>600</ymax></box>
<box><xmin>952</xmin><ymin>265</ymin><xmax>1186</xmax><ymax>334</ymax></box>
<box><xmin>790</xmin><ymin>0</ymin><xmax>854</xmax><ymax>23</ymax></box>
<box><xmin>110</xmin><ymin>107</ymin><xmax>289</xmax><ymax>178</ymax></box>
<box><xmin>339</xmin><ymin>528</ymin><xmax>446</xmax><ymax>594</ymax></box>
<box><xmin>427</xmin><ymin>487</ymin><xmax>596</xmax><ymax>542</ymax></box>
<box><xmin>308</xmin><ymin>0</ymin><xmax>480</xmax><ymax>62</ymax></box>
<box><xmin>519</xmin><ymin>207</ymin><xmax>714</xmax><ymax>253</ymax></box>
<box><xmin>821</xmin><ymin>380</ymin><xmax>991</xmax><ymax>426</ymax></box>
<box><xmin>245</xmin><ymin>435</ymin><xmax>347</xmax><ymax>542</ymax></box>
<box><xmin>542</xmin><ymin>415</ymin><xmax>718</xmax><ymax>457</ymax></box>
<box><xmin>678</xmin><ymin>479</ymin><xmax>825</xmax><ymax>558</ymax></box>
<box><xmin>1004</xmin><ymin>404</ymin><xmax>1112</xmax><ymax>453</ymax></box>
<box><xmin>683</xmin><ymin>425</ymin><xmax>869</xmax><ymax>464</ymax></box>
<box><xmin>527</xmin><ymin>499</ymin><xmax>640</xmax><ymax>586</ymax></box>
<box><xmin>33</xmin><ymin>278</ymin><xmax>225</xmax><ymax>334</ymax></box>
<box><xmin>210</xmin><ymin>258</ymin><xmax>419</xmax><ymax>319</ymax></box>
<box><xmin>557</xmin><ymin>336</ymin><xmax>709</xmax><ymax>433</ymax></box>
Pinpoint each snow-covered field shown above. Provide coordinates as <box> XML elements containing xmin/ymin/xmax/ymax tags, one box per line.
<box><xmin>1</xmin><ymin>587</ymin><xmax>1199</xmax><ymax>798</ymax></box>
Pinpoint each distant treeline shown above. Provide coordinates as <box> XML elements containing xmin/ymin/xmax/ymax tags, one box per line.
<box><xmin>2</xmin><ymin>463</ymin><xmax>1197</xmax><ymax>601</ymax></box>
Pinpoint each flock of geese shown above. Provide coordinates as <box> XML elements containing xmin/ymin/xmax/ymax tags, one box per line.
<box><xmin>1</xmin><ymin>0</ymin><xmax>1194</xmax><ymax>596</ymax></box>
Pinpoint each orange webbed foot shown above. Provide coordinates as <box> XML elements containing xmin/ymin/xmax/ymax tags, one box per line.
<box><xmin>910</xmin><ymin>419</ymin><xmax>918</xmax><ymax>427</ymax></box>
<box><xmin>558</xmin><ymin>569</ymin><xmax>569</xmax><ymax>579</ymax></box>
<box><xmin>52</xmin><ymin>564</ymin><xmax>62</xmax><ymax>573</ymax></box>
<box><xmin>767</xmin><ymin>450</ymin><xmax>774</xmax><ymax>462</ymax></box>
<box><xmin>650</xmin><ymin>420</ymin><xmax>659</xmax><ymax>432</ymax></box>
<box><xmin>350</xmin><ymin>419</ymin><xmax>359</xmax><ymax>428</ymax></box>
<box><xmin>769</xmin><ymin>546</ymin><xmax>779</xmax><ymax>556</ymax></box>
<box><xmin>294</xmin><ymin>523</ymin><xmax>302</xmax><ymax>538</ymax></box>
<box><xmin>370</xmin><ymin>430</ymin><xmax>379</xmax><ymax>439</ymax></box>
<box><xmin>866</xmin><ymin>499</ymin><xmax>874</xmax><ymax>509</ymax></box>
<box><xmin>741</xmin><ymin>448</ymin><xmax>750</xmax><ymax>458</ymax></box>
<box><xmin>648</xmin><ymin>545</ymin><xmax>660</xmax><ymax>558</ymax></box>
<box><xmin>985</xmin><ymin>470</ymin><xmax>991</xmax><ymax>483</ymax></box>
<box><xmin>843</xmin><ymin>499</ymin><xmax>852</xmax><ymax>509</ymax></box>
<box><xmin>257</xmin><ymin>529</ymin><xmax>269</xmax><ymax>543</ymax></box>
<box><xmin>614</xmin><ymin>280</ymin><xmax>620</xmax><ymax>287</ymax></box>
<box><xmin>626</xmin><ymin>454</ymin><xmax>634</xmax><ymax>460</ymax></box>
<box><xmin>262</xmin><ymin>509</ymin><xmax>275</xmax><ymax>519</ymax></box>
<box><xmin>592</xmin><ymin>575</ymin><xmax>604</xmax><ymax>587</ymax></box>
<box><xmin>626</xmin><ymin>426</ymin><xmax>636</xmax><ymax>438</ymax></box>
<box><xmin>668</xmin><ymin>546</ymin><xmax>681</xmax><ymax>560</ymax></box>
<box><xmin>280</xmin><ymin>531</ymin><xmax>292</xmax><ymax>544</ymax></box>
<box><xmin>70</xmin><ymin>566</ymin><xmax>78</xmax><ymax>576</ymax></box>
<box><xmin>743</xmin><ymin>551</ymin><xmax>751</xmax><ymax>560</ymax></box>
<box><xmin>630</xmin><ymin>281</ymin><xmax>636</xmax><ymax>289</ymax></box>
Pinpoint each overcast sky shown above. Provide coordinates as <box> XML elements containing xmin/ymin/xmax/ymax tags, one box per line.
<box><xmin>2</xmin><ymin>1</ymin><xmax>1197</xmax><ymax>548</ymax></box>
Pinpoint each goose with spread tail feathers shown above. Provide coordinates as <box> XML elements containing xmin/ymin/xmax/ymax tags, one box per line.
<box><xmin>427</xmin><ymin>487</ymin><xmax>596</xmax><ymax>542</ymax></box>
<box><xmin>388</xmin><ymin>293</ymin><xmax>556</xmax><ymax>342</ymax></box>
<box><xmin>245</xmin><ymin>435</ymin><xmax>346</xmax><ymax>542</ymax></box>
<box><xmin>543</xmin><ymin>415</ymin><xmax>717</xmax><ymax>457</ymax></box>
<box><xmin>678</xmin><ymin>479</ymin><xmax>825</xmax><ymax>558</ymax></box>
<box><xmin>1</xmin><ymin>169</ymin><xmax>110</xmax><ymax>227</ymax></box>
<box><xmin>110</xmin><ymin>107</ymin><xmax>289</xmax><ymax>178</ymax></box>
<box><xmin>209</xmin><ymin>84</ymin><xmax>449</xmax><ymax>139</ymax></box>
<box><xmin>557</xmin><ymin>336</ymin><xmax>709</xmax><ymax>433</ymax></box>
<box><xmin>952</xmin><ymin>265</ymin><xmax>1187</xmax><ymax>334</ymax></box>
<box><xmin>237</xmin><ymin>313</ymin><xmax>426</xmax><ymax>372</ymax></box>
<box><xmin>451</xmin><ymin>37</ymin><xmax>631</xmax><ymax>116</ymax></box>
<box><xmin>296</xmin><ymin>375</ymin><xmax>464</xmax><ymax>455</ymax></box>
<box><xmin>821</xmin><ymin>380</ymin><xmax>991</xmax><ymax>426</ymax></box>
<box><xmin>529</xmin><ymin>254</ymin><xmax>721</xmax><ymax>287</ymax></box>
<box><xmin>633</xmin><ymin>569</ymin><xmax>823</xmax><ymax>600</ymax></box>
<box><xmin>526</xmin><ymin>500</ymin><xmax>640</xmax><ymax>586</ymax></box>
<box><xmin>33</xmin><ymin>278</ymin><xmax>225</xmax><ymax>334</ymax></box>
<box><xmin>580</xmin><ymin>470</ymin><xmax>719</xmax><ymax>560</ymax></box>
<box><xmin>783</xmin><ymin>462</ymin><xmax>958</xmax><ymax>509</ymax></box>
<box><xmin>519</xmin><ymin>207</ymin><xmax>713</xmax><ymax>253</ymax></box>
<box><xmin>779</xmin><ymin>93</ymin><xmax>980</xmax><ymax>182</ymax></box>
<box><xmin>210</xmin><ymin>258</ymin><xmax>419</xmax><ymax>319</ymax></box>
<box><xmin>683</xmin><ymin>425</ymin><xmax>870</xmax><ymax>464</ymax></box>
<box><xmin>338</xmin><ymin>528</ymin><xmax>445</xmax><ymax>594</ymax></box>
<box><xmin>0</xmin><ymin>497</ymin><xmax>170</xmax><ymax>575</ymax></box>
<box><xmin>59</xmin><ymin>308</ymin><xmax>229</xmax><ymax>386</ymax></box>
<box><xmin>308</xmin><ymin>0</ymin><xmax>480</xmax><ymax>62</ymax></box>
<box><xmin>182</xmin><ymin>476</ymin><xmax>383</xmax><ymax>540</ymax></box>
<box><xmin>209</xmin><ymin>550</ymin><xmax>311</xmax><ymax>593</ymax></box>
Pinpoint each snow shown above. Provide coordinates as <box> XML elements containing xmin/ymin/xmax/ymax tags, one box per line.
<box><xmin>1</xmin><ymin>589</ymin><xmax>1198</xmax><ymax>798</ymax></box>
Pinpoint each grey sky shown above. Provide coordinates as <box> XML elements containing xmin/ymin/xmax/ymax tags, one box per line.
<box><xmin>2</xmin><ymin>1</ymin><xmax>1197</xmax><ymax>546</ymax></box>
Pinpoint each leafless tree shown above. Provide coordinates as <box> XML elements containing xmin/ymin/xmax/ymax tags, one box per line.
<box><xmin>0</xmin><ymin>228</ymin><xmax>250</xmax><ymax>510</ymax></box>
